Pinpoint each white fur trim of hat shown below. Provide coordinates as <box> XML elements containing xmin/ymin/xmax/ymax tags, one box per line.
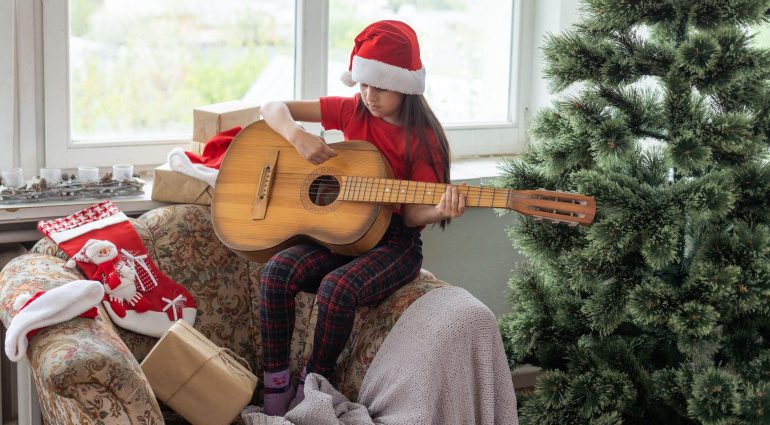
<box><xmin>340</xmin><ymin>20</ymin><xmax>426</xmax><ymax>95</ymax></box>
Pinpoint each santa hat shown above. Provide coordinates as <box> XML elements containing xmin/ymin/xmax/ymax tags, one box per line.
<box><xmin>5</xmin><ymin>280</ymin><xmax>104</xmax><ymax>362</ymax></box>
<box><xmin>167</xmin><ymin>126</ymin><xmax>241</xmax><ymax>187</ymax></box>
<box><xmin>341</xmin><ymin>20</ymin><xmax>426</xmax><ymax>95</ymax></box>
<box><xmin>65</xmin><ymin>238</ymin><xmax>101</xmax><ymax>268</ymax></box>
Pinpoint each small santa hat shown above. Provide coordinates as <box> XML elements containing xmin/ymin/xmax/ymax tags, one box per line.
<box><xmin>341</xmin><ymin>20</ymin><xmax>426</xmax><ymax>95</ymax></box>
<box><xmin>5</xmin><ymin>280</ymin><xmax>103</xmax><ymax>362</ymax></box>
<box><xmin>167</xmin><ymin>126</ymin><xmax>241</xmax><ymax>188</ymax></box>
<box><xmin>66</xmin><ymin>239</ymin><xmax>101</xmax><ymax>268</ymax></box>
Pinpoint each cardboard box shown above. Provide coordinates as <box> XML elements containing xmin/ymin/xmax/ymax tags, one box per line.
<box><xmin>189</xmin><ymin>141</ymin><xmax>205</xmax><ymax>155</ymax></box>
<box><xmin>193</xmin><ymin>101</ymin><xmax>260</xmax><ymax>144</ymax></box>
<box><xmin>140</xmin><ymin>320</ymin><xmax>258</xmax><ymax>425</ymax></box>
<box><xmin>151</xmin><ymin>164</ymin><xmax>213</xmax><ymax>205</ymax></box>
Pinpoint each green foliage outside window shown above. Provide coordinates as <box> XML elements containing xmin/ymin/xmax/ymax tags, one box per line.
<box><xmin>70</xmin><ymin>2</ymin><xmax>283</xmax><ymax>139</ymax></box>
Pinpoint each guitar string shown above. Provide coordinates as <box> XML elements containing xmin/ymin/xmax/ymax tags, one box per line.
<box><xmin>233</xmin><ymin>174</ymin><xmax>589</xmax><ymax>213</ymax></box>
<box><xmin>235</xmin><ymin>173</ymin><xmax>587</xmax><ymax>201</ymax></box>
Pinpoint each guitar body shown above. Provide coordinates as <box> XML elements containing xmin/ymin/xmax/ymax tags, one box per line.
<box><xmin>213</xmin><ymin>121</ymin><xmax>394</xmax><ymax>262</ymax></box>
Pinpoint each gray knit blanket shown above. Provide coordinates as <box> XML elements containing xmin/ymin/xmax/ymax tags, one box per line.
<box><xmin>242</xmin><ymin>286</ymin><xmax>519</xmax><ymax>425</ymax></box>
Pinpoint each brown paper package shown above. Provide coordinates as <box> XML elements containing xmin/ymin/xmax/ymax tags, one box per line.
<box><xmin>151</xmin><ymin>164</ymin><xmax>214</xmax><ymax>205</ymax></box>
<box><xmin>193</xmin><ymin>101</ymin><xmax>261</xmax><ymax>144</ymax></box>
<box><xmin>140</xmin><ymin>320</ymin><xmax>258</xmax><ymax>425</ymax></box>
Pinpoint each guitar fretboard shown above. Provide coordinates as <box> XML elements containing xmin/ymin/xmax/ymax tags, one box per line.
<box><xmin>339</xmin><ymin>176</ymin><xmax>510</xmax><ymax>208</ymax></box>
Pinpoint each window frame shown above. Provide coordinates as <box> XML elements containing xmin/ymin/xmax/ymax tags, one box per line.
<box><xmin>0</xmin><ymin>0</ymin><xmax>14</xmax><ymax>172</ymax></box>
<box><xmin>34</xmin><ymin>0</ymin><xmax>528</xmax><ymax>169</ymax></box>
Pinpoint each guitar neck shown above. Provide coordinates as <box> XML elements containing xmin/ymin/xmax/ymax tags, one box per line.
<box><xmin>339</xmin><ymin>176</ymin><xmax>511</xmax><ymax>208</ymax></box>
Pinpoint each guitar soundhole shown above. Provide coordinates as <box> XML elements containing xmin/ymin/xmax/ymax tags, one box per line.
<box><xmin>308</xmin><ymin>175</ymin><xmax>340</xmax><ymax>207</ymax></box>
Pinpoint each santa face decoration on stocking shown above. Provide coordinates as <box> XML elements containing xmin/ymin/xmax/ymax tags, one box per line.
<box><xmin>38</xmin><ymin>201</ymin><xmax>197</xmax><ymax>338</ymax></box>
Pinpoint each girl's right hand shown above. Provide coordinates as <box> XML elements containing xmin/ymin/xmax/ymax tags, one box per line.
<box><xmin>290</xmin><ymin>127</ymin><xmax>338</xmax><ymax>165</ymax></box>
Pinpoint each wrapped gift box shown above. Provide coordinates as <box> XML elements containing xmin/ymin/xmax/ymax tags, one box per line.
<box><xmin>189</xmin><ymin>141</ymin><xmax>205</xmax><ymax>155</ymax></box>
<box><xmin>140</xmin><ymin>320</ymin><xmax>258</xmax><ymax>425</ymax></box>
<box><xmin>151</xmin><ymin>164</ymin><xmax>213</xmax><ymax>205</ymax></box>
<box><xmin>193</xmin><ymin>101</ymin><xmax>260</xmax><ymax>144</ymax></box>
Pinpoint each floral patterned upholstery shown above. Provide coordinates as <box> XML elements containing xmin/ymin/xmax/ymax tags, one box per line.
<box><xmin>0</xmin><ymin>204</ymin><xmax>448</xmax><ymax>424</ymax></box>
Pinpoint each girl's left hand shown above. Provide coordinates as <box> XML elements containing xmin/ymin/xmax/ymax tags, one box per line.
<box><xmin>435</xmin><ymin>183</ymin><xmax>466</xmax><ymax>219</ymax></box>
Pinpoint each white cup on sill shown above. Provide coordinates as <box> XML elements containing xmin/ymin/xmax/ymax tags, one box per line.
<box><xmin>112</xmin><ymin>164</ymin><xmax>134</xmax><ymax>181</ymax></box>
<box><xmin>77</xmin><ymin>166</ymin><xmax>100</xmax><ymax>183</ymax></box>
<box><xmin>1</xmin><ymin>168</ymin><xmax>25</xmax><ymax>189</ymax></box>
<box><xmin>40</xmin><ymin>168</ymin><xmax>62</xmax><ymax>184</ymax></box>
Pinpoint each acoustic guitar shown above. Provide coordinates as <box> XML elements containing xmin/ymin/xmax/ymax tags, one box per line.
<box><xmin>212</xmin><ymin>120</ymin><xmax>596</xmax><ymax>262</ymax></box>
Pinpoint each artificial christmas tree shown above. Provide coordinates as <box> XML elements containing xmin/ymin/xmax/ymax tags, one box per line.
<box><xmin>498</xmin><ymin>1</ymin><xmax>770</xmax><ymax>424</ymax></box>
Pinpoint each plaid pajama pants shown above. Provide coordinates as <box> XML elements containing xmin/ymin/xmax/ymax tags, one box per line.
<box><xmin>259</xmin><ymin>215</ymin><xmax>423</xmax><ymax>378</ymax></box>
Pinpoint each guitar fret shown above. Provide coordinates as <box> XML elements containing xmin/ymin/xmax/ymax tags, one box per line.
<box><xmin>412</xmin><ymin>181</ymin><xmax>418</xmax><ymax>204</ymax></box>
<box><xmin>355</xmin><ymin>176</ymin><xmax>362</xmax><ymax>201</ymax></box>
<box><xmin>364</xmin><ymin>177</ymin><xmax>371</xmax><ymax>202</ymax></box>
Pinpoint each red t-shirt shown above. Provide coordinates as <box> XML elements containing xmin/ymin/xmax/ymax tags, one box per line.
<box><xmin>319</xmin><ymin>95</ymin><xmax>445</xmax><ymax>184</ymax></box>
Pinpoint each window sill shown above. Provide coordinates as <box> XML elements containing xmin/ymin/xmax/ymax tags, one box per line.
<box><xmin>450</xmin><ymin>155</ymin><xmax>513</xmax><ymax>182</ymax></box>
<box><xmin>0</xmin><ymin>174</ymin><xmax>170</xmax><ymax>243</ymax></box>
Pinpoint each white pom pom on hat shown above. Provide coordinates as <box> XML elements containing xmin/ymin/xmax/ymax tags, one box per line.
<box><xmin>340</xmin><ymin>20</ymin><xmax>426</xmax><ymax>95</ymax></box>
<box><xmin>13</xmin><ymin>293</ymin><xmax>32</xmax><ymax>311</ymax></box>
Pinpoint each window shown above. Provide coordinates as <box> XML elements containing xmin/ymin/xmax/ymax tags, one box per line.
<box><xmin>327</xmin><ymin>0</ymin><xmax>514</xmax><ymax>124</ymax></box>
<box><xmin>43</xmin><ymin>0</ymin><xmax>295</xmax><ymax>168</ymax></box>
<box><xmin>23</xmin><ymin>0</ymin><xmax>525</xmax><ymax>169</ymax></box>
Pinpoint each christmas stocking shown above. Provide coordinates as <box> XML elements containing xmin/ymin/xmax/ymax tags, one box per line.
<box><xmin>37</xmin><ymin>201</ymin><xmax>197</xmax><ymax>338</ymax></box>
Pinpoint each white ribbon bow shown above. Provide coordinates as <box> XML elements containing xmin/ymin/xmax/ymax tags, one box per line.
<box><xmin>162</xmin><ymin>295</ymin><xmax>187</xmax><ymax>321</ymax></box>
<box><xmin>120</xmin><ymin>248</ymin><xmax>159</xmax><ymax>290</ymax></box>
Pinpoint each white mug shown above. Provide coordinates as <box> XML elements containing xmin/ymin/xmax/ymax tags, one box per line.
<box><xmin>78</xmin><ymin>166</ymin><xmax>100</xmax><ymax>183</ymax></box>
<box><xmin>112</xmin><ymin>164</ymin><xmax>134</xmax><ymax>181</ymax></box>
<box><xmin>40</xmin><ymin>168</ymin><xmax>62</xmax><ymax>184</ymax></box>
<box><xmin>1</xmin><ymin>168</ymin><xmax>25</xmax><ymax>188</ymax></box>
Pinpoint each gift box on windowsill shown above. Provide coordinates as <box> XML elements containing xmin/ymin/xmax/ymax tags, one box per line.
<box><xmin>140</xmin><ymin>320</ymin><xmax>258</xmax><ymax>425</ymax></box>
<box><xmin>151</xmin><ymin>163</ymin><xmax>213</xmax><ymax>205</ymax></box>
<box><xmin>193</xmin><ymin>101</ymin><xmax>261</xmax><ymax>144</ymax></box>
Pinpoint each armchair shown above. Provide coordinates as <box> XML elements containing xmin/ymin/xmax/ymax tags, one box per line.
<box><xmin>0</xmin><ymin>204</ymin><xmax>449</xmax><ymax>424</ymax></box>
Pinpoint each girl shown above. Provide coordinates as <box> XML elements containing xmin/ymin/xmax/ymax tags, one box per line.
<box><xmin>258</xmin><ymin>19</ymin><xmax>465</xmax><ymax>416</ymax></box>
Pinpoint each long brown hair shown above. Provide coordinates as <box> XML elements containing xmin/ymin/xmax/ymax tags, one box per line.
<box><xmin>357</xmin><ymin>93</ymin><xmax>453</xmax><ymax>229</ymax></box>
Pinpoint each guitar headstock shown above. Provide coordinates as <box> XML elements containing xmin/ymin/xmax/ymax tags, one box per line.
<box><xmin>508</xmin><ymin>189</ymin><xmax>596</xmax><ymax>226</ymax></box>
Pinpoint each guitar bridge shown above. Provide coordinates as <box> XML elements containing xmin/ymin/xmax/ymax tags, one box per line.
<box><xmin>251</xmin><ymin>150</ymin><xmax>279</xmax><ymax>220</ymax></box>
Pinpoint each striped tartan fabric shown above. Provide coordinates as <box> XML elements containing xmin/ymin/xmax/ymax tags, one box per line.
<box><xmin>259</xmin><ymin>215</ymin><xmax>423</xmax><ymax>378</ymax></box>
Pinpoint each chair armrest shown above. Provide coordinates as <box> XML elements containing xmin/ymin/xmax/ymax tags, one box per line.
<box><xmin>1</xmin><ymin>253</ymin><xmax>163</xmax><ymax>423</ymax></box>
<box><xmin>334</xmin><ymin>270</ymin><xmax>450</xmax><ymax>400</ymax></box>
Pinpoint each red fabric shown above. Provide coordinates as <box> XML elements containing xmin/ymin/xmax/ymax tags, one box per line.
<box><xmin>320</xmin><ymin>95</ymin><xmax>445</xmax><ymax>184</ymax></box>
<box><xmin>21</xmin><ymin>291</ymin><xmax>98</xmax><ymax>339</ymax></box>
<box><xmin>348</xmin><ymin>20</ymin><xmax>422</xmax><ymax>72</ymax></box>
<box><xmin>93</xmin><ymin>258</ymin><xmax>121</xmax><ymax>290</ymax></box>
<box><xmin>37</xmin><ymin>201</ymin><xmax>196</xmax><ymax>324</ymax></box>
<box><xmin>183</xmin><ymin>126</ymin><xmax>242</xmax><ymax>169</ymax></box>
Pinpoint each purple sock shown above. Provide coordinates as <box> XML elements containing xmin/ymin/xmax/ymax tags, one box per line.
<box><xmin>289</xmin><ymin>366</ymin><xmax>309</xmax><ymax>409</ymax></box>
<box><xmin>263</xmin><ymin>369</ymin><xmax>295</xmax><ymax>416</ymax></box>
